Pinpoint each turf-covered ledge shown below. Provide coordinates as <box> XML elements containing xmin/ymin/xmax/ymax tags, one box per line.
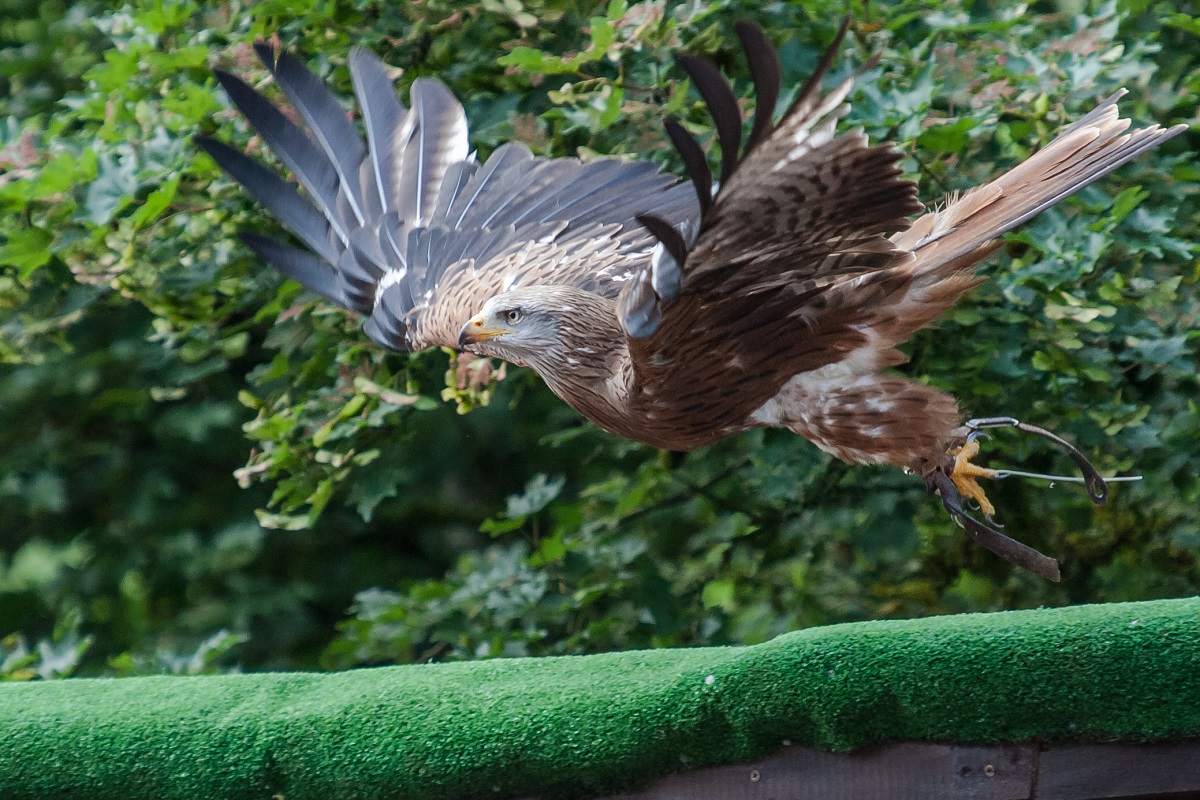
<box><xmin>2</xmin><ymin>598</ymin><xmax>1198</xmax><ymax>800</ymax></box>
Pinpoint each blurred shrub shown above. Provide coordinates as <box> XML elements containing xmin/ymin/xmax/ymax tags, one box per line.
<box><xmin>0</xmin><ymin>0</ymin><xmax>1196</xmax><ymax>677</ymax></box>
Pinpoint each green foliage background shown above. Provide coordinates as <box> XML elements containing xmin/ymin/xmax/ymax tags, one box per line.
<box><xmin>0</xmin><ymin>0</ymin><xmax>1196</xmax><ymax>678</ymax></box>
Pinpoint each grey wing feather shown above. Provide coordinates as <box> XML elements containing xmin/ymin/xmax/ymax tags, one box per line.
<box><xmin>395</xmin><ymin>78</ymin><xmax>470</xmax><ymax>226</ymax></box>
<box><xmin>430</xmin><ymin>159</ymin><xmax>481</xmax><ymax>226</ymax></box>
<box><xmin>468</xmin><ymin>158</ymin><xmax>578</xmax><ymax>231</ymax></box>
<box><xmin>205</xmin><ymin>42</ymin><xmax>697</xmax><ymax>353</ymax></box>
<box><xmin>617</xmin><ymin>232</ymin><xmax>685</xmax><ymax>339</ymax></box>
<box><xmin>362</xmin><ymin>283</ymin><xmax>410</xmax><ymax>349</ymax></box>
<box><xmin>238</xmin><ymin>231</ymin><xmax>344</xmax><ymax>305</ymax></box>
<box><xmin>349</xmin><ymin>47</ymin><xmax>407</xmax><ymax>214</ymax></box>
<box><xmin>443</xmin><ymin>142</ymin><xmax>537</xmax><ymax>230</ymax></box>
<box><xmin>544</xmin><ymin>161</ymin><xmax>668</xmax><ymax>229</ymax></box>
<box><xmin>212</xmin><ymin>70</ymin><xmax>352</xmax><ymax>244</ymax></box>
<box><xmin>196</xmin><ymin>135</ymin><xmax>341</xmax><ymax>265</ymax></box>
<box><xmin>259</xmin><ymin>47</ymin><xmax>369</xmax><ymax>227</ymax></box>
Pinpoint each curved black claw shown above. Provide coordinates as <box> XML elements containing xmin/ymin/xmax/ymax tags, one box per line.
<box><xmin>964</xmin><ymin>417</ymin><xmax>1108</xmax><ymax>504</ymax></box>
<box><xmin>964</xmin><ymin>430</ymin><xmax>991</xmax><ymax>446</ymax></box>
<box><xmin>929</xmin><ymin>470</ymin><xmax>1062</xmax><ymax>582</ymax></box>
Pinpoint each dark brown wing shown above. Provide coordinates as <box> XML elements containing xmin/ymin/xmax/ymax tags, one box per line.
<box><xmin>616</xmin><ymin>21</ymin><xmax>923</xmax><ymax>441</ymax></box>
<box><xmin>198</xmin><ymin>43</ymin><xmax>697</xmax><ymax>352</ymax></box>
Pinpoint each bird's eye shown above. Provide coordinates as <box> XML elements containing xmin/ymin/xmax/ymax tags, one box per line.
<box><xmin>505</xmin><ymin>309</ymin><xmax>522</xmax><ymax>324</ymax></box>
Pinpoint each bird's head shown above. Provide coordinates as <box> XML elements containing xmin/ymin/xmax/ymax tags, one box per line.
<box><xmin>458</xmin><ymin>286</ymin><xmax>599</xmax><ymax>366</ymax></box>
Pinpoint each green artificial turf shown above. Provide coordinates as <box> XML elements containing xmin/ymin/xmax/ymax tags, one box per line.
<box><xmin>2</xmin><ymin>597</ymin><xmax>1198</xmax><ymax>799</ymax></box>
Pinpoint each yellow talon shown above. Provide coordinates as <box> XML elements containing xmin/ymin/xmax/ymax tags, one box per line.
<box><xmin>949</xmin><ymin>440</ymin><xmax>999</xmax><ymax>517</ymax></box>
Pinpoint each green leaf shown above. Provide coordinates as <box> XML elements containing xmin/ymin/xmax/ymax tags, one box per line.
<box><xmin>130</xmin><ymin>174</ymin><xmax>179</xmax><ymax>228</ymax></box>
<box><xmin>597</xmin><ymin>86</ymin><xmax>623</xmax><ymax>128</ymax></box>
<box><xmin>83</xmin><ymin>150</ymin><xmax>138</xmax><ymax>225</ymax></box>
<box><xmin>505</xmin><ymin>473</ymin><xmax>565</xmax><ymax>519</ymax></box>
<box><xmin>254</xmin><ymin>510</ymin><xmax>311</xmax><ymax>531</ymax></box>
<box><xmin>480</xmin><ymin>516</ymin><xmax>525</xmax><ymax>536</ymax></box>
<box><xmin>236</xmin><ymin>391</ymin><xmax>262</xmax><ymax>410</ymax></box>
<box><xmin>531</xmin><ymin>532</ymin><xmax>567</xmax><ymax>565</ymax></box>
<box><xmin>588</xmin><ymin>16</ymin><xmax>614</xmax><ymax>57</ymax></box>
<box><xmin>1164</xmin><ymin>13</ymin><xmax>1200</xmax><ymax>37</ymax></box>
<box><xmin>498</xmin><ymin>46</ymin><xmax>556</xmax><ymax>73</ymax></box>
<box><xmin>312</xmin><ymin>394</ymin><xmax>367</xmax><ymax>446</ymax></box>
<box><xmin>0</xmin><ymin>227</ymin><xmax>52</xmax><ymax>278</ymax></box>
<box><xmin>916</xmin><ymin>116</ymin><xmax>977</xmax><ymax>154</ymax></box>
<box><xmin>701</xmin><ymin>578</ymin><xmax>736</xmax><ymax>611</ymax></box>
<box><xmin>33</xmin><ymin>152</ymin><xmax>81</xmax><ymax>198</ymax></box>
<box><xmin>1106</xmin><ymin>186</ymin><xmax>1148</xmax><ymax>226</ymax></box>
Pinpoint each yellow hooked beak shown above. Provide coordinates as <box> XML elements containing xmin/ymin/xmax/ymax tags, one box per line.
<box><xmin>458</xmin><ymin>314</ymin><xmax>509</xmax><ymax>348</ymax></box>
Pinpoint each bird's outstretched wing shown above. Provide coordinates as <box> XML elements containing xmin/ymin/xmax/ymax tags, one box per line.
<box><xmin>617</xmin><ymin>20</ymin><xmax>1184</xmax><ymax>443</ymax></box>
<box><xmin>197</xmin><ymin>44</ymin><xmax>697</xmax><ymax>351</ymax></box>
<box><xmin>620</xmin><ymin>21</ymin><xmax>1184</xmax><ymax>577</ymax></box>
<box><xmin>616</xmin><ymin>21</ymin><xmax>924</xmax><ymax>435</ymax></box>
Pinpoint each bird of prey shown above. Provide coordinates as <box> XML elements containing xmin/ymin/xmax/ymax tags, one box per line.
<box><xmin>197</xmin><ymin>20</ymin><xmax>1184</xmax><ymax>582</ymax></box>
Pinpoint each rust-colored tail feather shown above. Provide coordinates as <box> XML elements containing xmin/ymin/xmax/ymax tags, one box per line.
<box><xmin>894</xmin><ymin>90</ymin><xmax>1186</xmax><ymax>279</ymax></box>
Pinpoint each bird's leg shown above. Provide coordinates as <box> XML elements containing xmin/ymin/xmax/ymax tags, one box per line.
<box><xmin>926</xmin><ymin>470</ymin><xmax>1062</xmax><ymax>582</ymax></box>
<box><xmin>947</xmin><ymin>438</ymin><xmax>999</xmax><ymax>518</ymax></box>
<box><xmin>942</xmin><ymin>417</ymin><xmax>1110</xmax><ymax>525</ymax></box>
<box><xmin>924</xmin><ymin>416</ymin><xmax>1115</xmax><ymax>582</ymax></box>
<box><xmin>960</xmin><ymin>417</ymin><xmax>1109</xmax><ymax>505</ymax></box>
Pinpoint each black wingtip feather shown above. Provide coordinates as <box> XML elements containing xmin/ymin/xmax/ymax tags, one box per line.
<box><xmin>784</xmin><ymin>16</ymin><xmax>851</xmax><ymax>120</ymax></box>
<box><xmin>733</xmin><ymin>21</ymin><xmax>781</xmax><ymax>154</ymax></box>
<box><xmin>663</xmin><ymin>117</ymin><xmax>713</xmax><ymax>218</ymax></box>
<box><xmin>212</xmin><ymin>69</ymin><xmax>239</xmax><ymax>95</ymax></box>
<box><xmin>193</xmin><ymin>133</ymin><xmax>221</xmax><ymax>161</ymax></box>
<box><xmin>212</xmin><ymin>67</ymin><xmax>288</xmax><ymax>137</ymax></box>
<box><xmin>237</xmin><ymin>231</ymin><xmax>344</xmax><ymax>305</ymax></box>
<box><xmin>677</xmin><ymin>54</ymin><xmax>743</xmax><ymax>185</ymax></box>
<box><xmin>636</xmin><ymin>213</ymin><xmax>689</xmax><ymax>270</ymax></box>
<box><xmin>252</xmin><ymin>40</ymin><xmax>277</xmax><ymax>70</ymax></box>
<box><xmin>194</xmin><ymin>133</ymin><xmax>244</xmax><ymax>175</ymax></box>
<box><xmin>195</xmin><ymin>134</ymin><xmax>341</xmax><ymax>265</ymax></box>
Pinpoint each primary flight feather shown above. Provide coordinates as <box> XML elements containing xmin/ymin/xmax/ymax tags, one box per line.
<box><xmin>198</xmin><ymin>20</ymin><xmax>1185</xmax><ymax>581</ymax></box>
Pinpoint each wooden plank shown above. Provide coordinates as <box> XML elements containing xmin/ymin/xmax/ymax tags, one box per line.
<box><xmin>606</xmin><ymin>743</ymin><xmax>1035</xmax><ymax>800</ymax></box>
<box><xmin>601</xmin><ymin>741</ymin><xmax>1200</xmax><ymax>800</ymax></box>
<box><xmin>1038</xmin><ymin>741</ymin><xmax>1200</xmax><ymax>799</ymax></box>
